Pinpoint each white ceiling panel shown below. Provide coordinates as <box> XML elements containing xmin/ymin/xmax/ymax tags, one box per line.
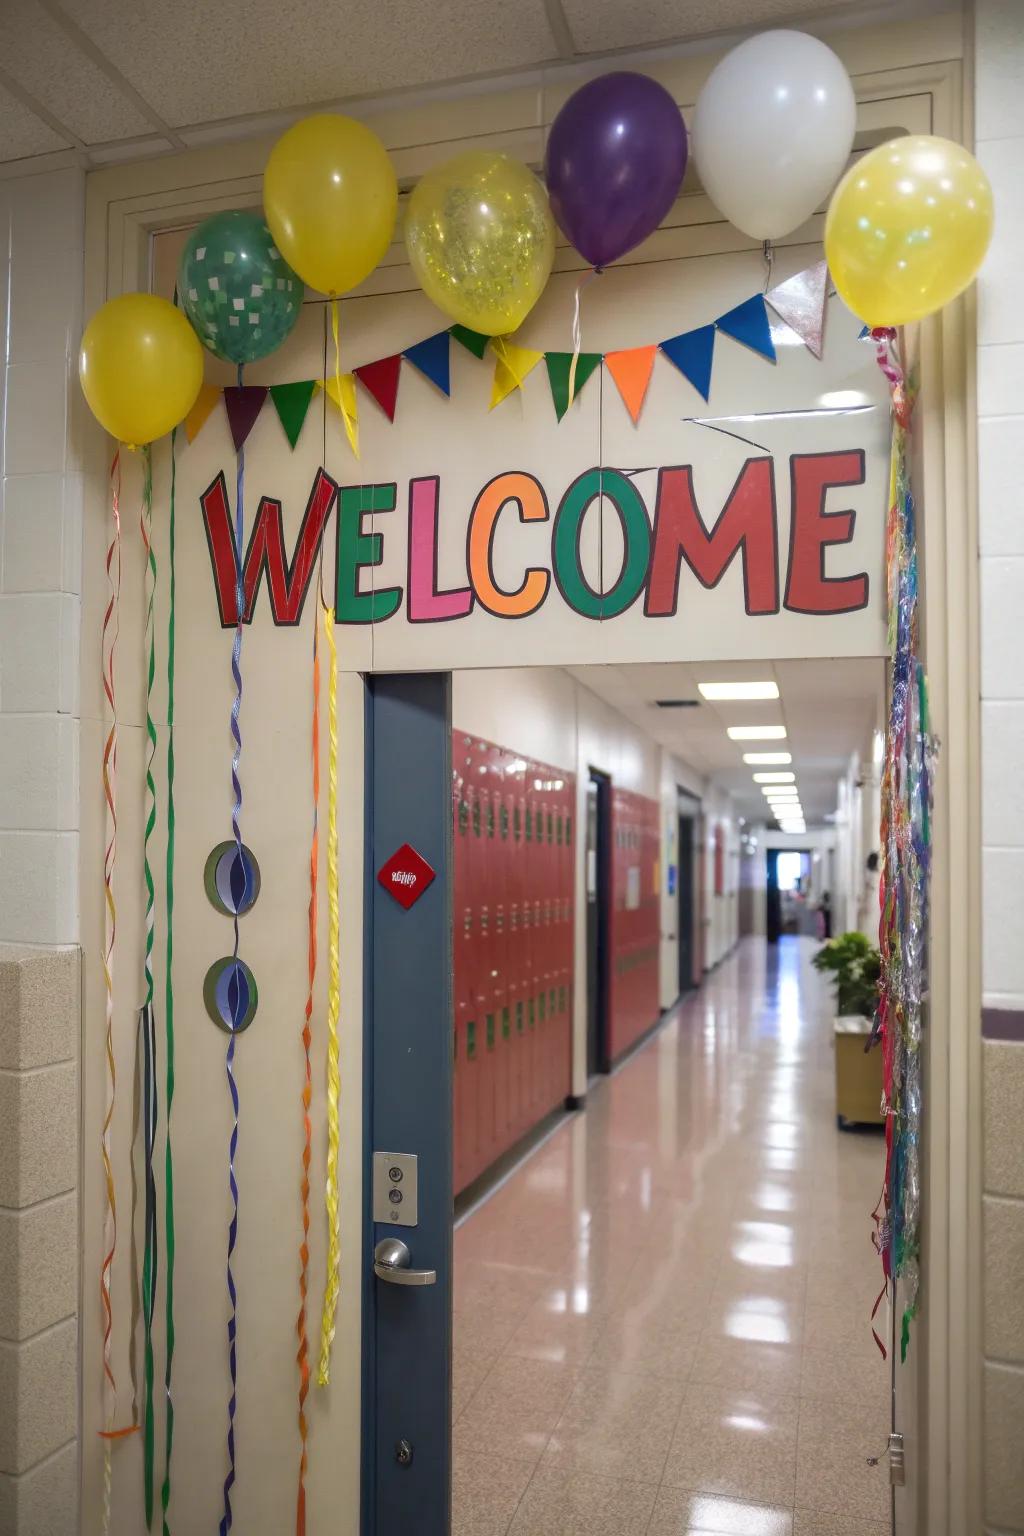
<box><xmin>58</xmin><ymin>0</ymin><xmax>559</xmax><ymax>127</ymax></box>
<box><xmin>0</xmin><ymin>80</ymin><xmax>68</xmax><ymax>159</ymax></box>
<box><xmin>561</xmin><ymin>0</ymin><xmax>880</xmax><ymax>55</ymax></box>
<box><xmin>0</xmin><ymin>1</ymin><xmax>152</xmax><ymax>145</ymax></box>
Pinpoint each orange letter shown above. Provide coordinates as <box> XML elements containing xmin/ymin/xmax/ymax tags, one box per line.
<box><xmin>467</xmin><ymin>471</ymin><xmax>550</xmax><ymax>619</ymax></box>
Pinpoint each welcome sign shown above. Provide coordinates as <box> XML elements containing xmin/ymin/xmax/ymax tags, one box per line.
<box><xmin>177</xmin><ymin>259</ymin><xmax>890</xmax><ymax>673</ymax></box>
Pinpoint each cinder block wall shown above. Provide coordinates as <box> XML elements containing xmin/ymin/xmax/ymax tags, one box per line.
<box><xmin>0</xmin><ymin>167</ymin><xmax>85</xmax><ymax>1534</ymax></box>
<box><xmin>976</xmin><ymin>2</ymin><xmax>1024</xmax><ymax>1529</ymax></box>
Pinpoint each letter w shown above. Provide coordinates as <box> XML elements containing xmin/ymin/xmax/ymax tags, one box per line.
<box><xmin>201</xmin><ymin>467</ymin><xmax>339</xmax><ymax>627</ymax></box>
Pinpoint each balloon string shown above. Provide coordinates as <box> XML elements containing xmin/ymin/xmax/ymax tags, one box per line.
<box><xmin>139</xmin><ymin>442</ymin><xmax>158</xmax><ymax>1526</ymax></box>
<box><xmin>99</xmin><ymin>449</ymin><xmax>137</xmax><ymax>1536</ymax></box>
<box><xmin>330</xmin><ymin>297</ymin><xmax>359</xmax><ymax>458</ymax></box>
<box><xmin>318</xmin><ymin>602</ymin><xmax>341</xmax><ymax>1386</ymax></box>
<box><xmin>297</xmin><ymin>596</ymin><xmax>320</xmax><ymax>1534</ymax></box>
<box><xmin>162</xmin><ymin>423</ymin><xmax>178</xmax><ymax>1536</ymax></box>
<box><xmin>220</xmin><ymin>370</ymin><xmax>246</xmax><ymax>1536</ymax></box>
<box><xmin>567</xmin><ymin>267</ymin><xmax>600</xmax><ymax>410</ymax></box>
<box><xmin>761</xmin><ymin>239</ymin><xmax>774</xmax><ymax>294</ymax></box>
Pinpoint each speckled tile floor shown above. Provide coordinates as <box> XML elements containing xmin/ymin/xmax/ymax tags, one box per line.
<box><xmin>452</xmin><ymin>937</ymin><xmax>891</xmax><ymax>1536</ymax></box>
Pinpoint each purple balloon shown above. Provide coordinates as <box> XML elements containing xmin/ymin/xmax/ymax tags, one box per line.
<box><xmin>545</xmin><ymin>72</ymin><xmax>688</xmax><ymax>269</ymax></box>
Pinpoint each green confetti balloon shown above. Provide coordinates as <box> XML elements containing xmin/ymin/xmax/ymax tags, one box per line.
<box><xmin>178</xmin><ymin>209</ymin><xmax>303</xmax><ymax>366</ymax></box>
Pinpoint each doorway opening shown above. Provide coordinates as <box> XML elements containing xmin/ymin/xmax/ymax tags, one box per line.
<box><xmin>586</xmin><ymin>769</ymin><xmax>611</xmax><ymax>1079</ymax></box>
<box><xmin>676</xmin><ymin>790</ymin><xmax>700</xmax><ymax>997</ymax></box>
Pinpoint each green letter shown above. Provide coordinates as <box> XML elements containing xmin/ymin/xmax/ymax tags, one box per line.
<box><xmin>552</xmin><ymin>468</ymin><xmax>651</xmax><ymax>619</ymax></box>
<box><xmin>334</xmin><ymin>483</ymin><xmax>402</xmax><ymax>623</ymax></box>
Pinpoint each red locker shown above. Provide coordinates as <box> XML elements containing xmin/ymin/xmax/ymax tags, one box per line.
<box><xmin>454</xmin><ymin>735</ymin><xmax>479</xmax><ymax>1191</ymax></box>
<box><xmin>487</xmin><ymin>742</ymin><xmax>509</xmax><ymax>1155</ymax></box>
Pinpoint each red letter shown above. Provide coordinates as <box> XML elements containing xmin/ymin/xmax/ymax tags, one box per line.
<box><xmin>201</xmin><ymin>467</ymin><xmax>338</xmax><ymax>626</ymax></box>
<box><xmin>645</xmin><ymin>458</ymin><xmax>778</xmax><ymax>617</ymax></box>
<box><xmin>784</xmin><ymin>451</ymin><xmax>868</xmax><ymax>615</ymax></box>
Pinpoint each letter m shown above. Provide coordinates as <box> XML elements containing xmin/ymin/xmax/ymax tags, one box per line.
<box><xmin>645</xmin><ymin>458</ymin><xmax>779</xmax><ymax>617</ymax></box>
<box><xmin>201</xmin><ymin>467</ymin><xmax>339</xmax><ymax>627</ymax></box>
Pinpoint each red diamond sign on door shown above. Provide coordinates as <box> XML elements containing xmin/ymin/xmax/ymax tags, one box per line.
<box><xmin>377</xmin><ymin>843</ymin><xmax>437</xmax><ymax>910</ymax></box>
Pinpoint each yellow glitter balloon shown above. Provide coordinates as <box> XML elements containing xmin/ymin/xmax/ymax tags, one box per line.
<box><xmin>405</xmin><ymin>151</ymin><xmax>556</xmax><ymax>336</ymax></box>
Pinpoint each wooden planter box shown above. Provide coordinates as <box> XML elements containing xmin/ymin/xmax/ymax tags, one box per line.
<box><xmin>834</xmin><ymin>1015</ymin><xmax>885</xmax><ymax>1128</ymax></box>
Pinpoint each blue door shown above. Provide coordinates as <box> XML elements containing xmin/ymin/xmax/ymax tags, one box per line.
<box><xmin>362</xmin><ymin>673</ymin><xmax>453</xmax><ymax>1534</ymax></box>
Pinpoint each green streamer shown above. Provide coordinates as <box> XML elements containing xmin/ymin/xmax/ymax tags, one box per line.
<box><xmin>161</xmin><ymin>425</ymin><xmax>178</xmax><ymax>1534</ymax></box>
<box><xmin>140</xmin><ymin>443</ymin><xmax>157</xmax><ymax>1524</ymax></box>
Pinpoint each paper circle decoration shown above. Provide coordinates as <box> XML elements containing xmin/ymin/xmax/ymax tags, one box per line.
<box><xmin>204</xmin><ymin>957</ymin><xmax>259</xmax><ymax>1034</ymax></box>
<box><xmin>204</xmin><ymin>841</ymin><xmax>261</xmax><ymax>917</ymax></box>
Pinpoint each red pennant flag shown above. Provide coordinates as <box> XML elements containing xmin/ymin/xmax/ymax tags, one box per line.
<box><xmin>222</xmin><ymin>385</ymin><xmax>268</xmax><ymax>453</ymax></box>
<box><xmin>354</xmin><ymin>354</ymin><xmax>402</xmax><ymax>422</ymax></box>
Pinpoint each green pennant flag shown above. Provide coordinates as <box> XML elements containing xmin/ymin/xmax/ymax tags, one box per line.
<box><xmin>449</xmin><ymin>325</ymin><xmax>491</xmax><ymax>359</ymax></box>
<box><xmin>269</xmin><ymin>379</ymin><xmax>317</xmax><ymax>449</ymax></box>
<box><xmin>544</xmin><ymin>352</ymin><xmax>603</xmax><ymax>421</ymax></box>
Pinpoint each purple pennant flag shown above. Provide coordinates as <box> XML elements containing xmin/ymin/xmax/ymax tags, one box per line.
<box><xmin>765</xmin><ymin>261</ymin><xmax>829</xmax><ymax>359</ymax></box>
<box><xmin>223</xmin><ymin>385</ymin><xmax>268</xmax><ymax>453</ymax></box>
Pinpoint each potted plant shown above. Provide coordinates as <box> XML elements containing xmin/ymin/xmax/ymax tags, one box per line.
<box><xmin>812</xmin><ymin>931</ymin><xmax>884</xmax><ymax>1127</ymax></box>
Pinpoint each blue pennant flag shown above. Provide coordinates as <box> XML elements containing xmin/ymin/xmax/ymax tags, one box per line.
<box><xmin>715</xmin><ymin>294</ymin><xmax>776</xmax><ymax>362</ymax></box>
<box><xmin>659</xmin><ymin>324</ymin><xmax>716</xmax><ymax>402</ymax></box>
<box><xmin>858</xmin><ymin>325</ymin><xmax>871</xmax><ymax>339</ymax></box>
<box><xmin>403</xmin><ymin>331</ymin><xmax>451</xmax><ymax>396</ymax></box>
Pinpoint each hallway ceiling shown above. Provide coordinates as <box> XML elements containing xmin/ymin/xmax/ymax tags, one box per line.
<box><xmin>569</xmin><ymin>657</ymin><xmax>884</xmax><ymax>825</ymax></box>
<box><xmin>0</xmin><ymin>0</ymin><xmax>940</xmax><ymax>169</ymax></box>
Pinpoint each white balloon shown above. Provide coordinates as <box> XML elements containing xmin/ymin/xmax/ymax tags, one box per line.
<box><xmin>693</xmin><ymin>30</ymin><xmax>856</xmax><ymax>241</ymax></box>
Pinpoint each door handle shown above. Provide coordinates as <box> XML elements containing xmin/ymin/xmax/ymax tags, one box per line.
<box><xmin>374</xmin><ymin>1237</ymin><xmax>437</xmax><ymax>1287</ymax></box>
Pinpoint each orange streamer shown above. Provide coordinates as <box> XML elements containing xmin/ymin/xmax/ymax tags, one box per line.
<box><xmin>296</xmin><ymin>601</ymin><xmax>320</xmax><ymax>1535</ymax></box>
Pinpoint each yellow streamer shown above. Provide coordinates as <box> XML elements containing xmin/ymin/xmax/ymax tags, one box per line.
<box><xmin>318</xmin><ymin>603</ymin><xmax>342</xmax><ymax>1385</ymax></box>
<box><xmin>331</xmin><ymin>297</ymin><xmax>359</xmax><ymax>458</ymax></box>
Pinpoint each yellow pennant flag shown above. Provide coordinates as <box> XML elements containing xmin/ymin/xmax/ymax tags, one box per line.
<box><xmin>184</xmin><ymin>383</ymin><xmax>222</xmax><ymax>444</ymax></box>
<box><xmin>317</xmin><ymin>374</ymin><xmax>360</xmax><ymax>458</ymax></box>
<box><xmin>489</xmin><ymin>337</ymin><xmax>544</xmax><ymax>410</ymax></box>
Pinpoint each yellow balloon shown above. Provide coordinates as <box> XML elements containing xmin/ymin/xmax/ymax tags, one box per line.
<box><xmin>825</xmin><ymin>134</ymin><xmax>993</xmax><ymax>327</ymax></box>
<box><xmin>405</xmin><ymin>151</ymin><xmax>555</xmax><ymax>336</ymax></box>
<box><xmin>264</xmin><ymin>114</ymin><xmax>398</xmax><ymax>296</ymax></box>
<box><xmin>79</xmin><ymin>293</ymin><xmax>204</xmax><ymax>445</ymax></box>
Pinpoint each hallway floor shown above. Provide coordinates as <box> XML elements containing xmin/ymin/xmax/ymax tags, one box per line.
<box><xmin>452</xmin><ymin>938</ymin><xmax>891</xmax><ymax>1536</ymax></box>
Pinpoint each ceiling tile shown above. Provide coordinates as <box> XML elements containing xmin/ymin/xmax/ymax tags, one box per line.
<box><xmin>0</xmin><ymin>0</ymin><xmax>152</xmax><ymax>145</ymax></box>
<box><xmin>561</xmin><ymin>0</ymin><xmax>865</xmax><ymax>56</ymax></box>
<box><xmin>59</xmin><ymin>0</ymin><xmax>558</xmax><ymax>128</ymax></box>
<box><xmin>0</xmin><ymin>81</ymin><xmax>69</xmax><ymax>160</ymax></box>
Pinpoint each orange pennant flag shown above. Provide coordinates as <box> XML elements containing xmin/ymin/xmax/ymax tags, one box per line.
<box><xmin>184</xmin><ymin>383</ymin><xmax>222</xmax><ymax>444</ymax></box>
<box><xmin>605</xmin><ymin>346</ymin><xmax>656</xmax><ymax>424</ymax></box>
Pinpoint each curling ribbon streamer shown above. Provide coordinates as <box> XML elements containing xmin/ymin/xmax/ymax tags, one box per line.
<box><xmin>331</xmin><ymin>297</ymin><xmax>359</xmax><ymax>458</ymax></box>
<box><xmin>98</xmin><ymin>450</ymin><xmax>137</xmax><ymax>1536</ymax></box>
<box><xmin>128</xmin><ymin>1018</ymin><xmax>142</xmax><ymax>1428</ymax></box>
<box><xmin>566</xmin><ymin>267</ymin><xmax>600</xmax><ymax>410</ymax></box>
<box><xmin>138</xmin><ymin>443</ymin><xmax>159</xmax><ymax>1524</ymax></box>
<box><xmin>220</xmin><ymin>371</ymin><xmax>247</xmax><ymax>1536</ymax></box>
<box><xmin>297</xmin><ymin>598</ymin><xmax>321</xmax><ymax>1533</ymax></box>
<box><xmin>161</xmin><ymin>424</ymin><xmax>178</xmax><ymax>1536</ymax></box>
<box><xmin>317</xmin><ymin>603</ymin><xmax>342</xmax><ymax>1386</ymax></box>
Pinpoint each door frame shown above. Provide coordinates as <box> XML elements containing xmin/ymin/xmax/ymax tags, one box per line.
<box><xmin>79</xmin><ymin>27</ymin><xmax>980</xmax><ymax>1532</ymax></box>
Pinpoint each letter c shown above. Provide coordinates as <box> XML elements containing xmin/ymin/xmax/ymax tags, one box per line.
<box><xmin>467</xmin><ymin>471</ymin><xmax>550</xmax><ymax>619</ymax></box>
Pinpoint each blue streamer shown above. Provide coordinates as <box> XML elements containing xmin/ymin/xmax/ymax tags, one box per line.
<box><xmin>220</xmin><ymin>369</ymin><xmax>246</xmax><ymax>1536</ymax></box>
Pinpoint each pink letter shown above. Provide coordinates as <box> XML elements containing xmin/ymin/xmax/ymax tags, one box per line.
<box><xmin>407</xmin><ymin>476</ymin><xmax>474</xmax><ymax>623</ymax></box>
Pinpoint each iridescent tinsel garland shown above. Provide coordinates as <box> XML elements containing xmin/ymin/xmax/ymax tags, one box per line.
<box><xmin>870</xmin><ymin>327</ymin><xmax>936</xmax><ymax>1363</ymax></box>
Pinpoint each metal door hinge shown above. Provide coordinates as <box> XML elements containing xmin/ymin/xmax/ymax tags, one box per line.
<box><xmin>888</xmin><ymin>1431</ymin><xmax>905</xmax><ymax>1486</ymax></box>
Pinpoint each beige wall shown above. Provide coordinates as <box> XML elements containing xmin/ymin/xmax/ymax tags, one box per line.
<box><xmin>976</xmin><ymin>2</ymin><xmax>1024</xmax><ymax>1528</ymax></box>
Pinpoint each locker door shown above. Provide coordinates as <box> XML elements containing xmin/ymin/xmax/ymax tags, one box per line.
<box><xmin>462</xmin><ymin>740</ymin><xmax>483</xmax><ymax>1185</ymax></box>
<box><xmin>510</xmin><ymin>762</ymin><xmax>527</xmax><ymax>1142</ymax></box>
<box><xmin>487</xmin><ymin>742</ymin><xmax>509</xmax><ymax>1158</ymax></box>
<box><xmin>474</xmin><ymin>745</ymin><xmax>496</xmax><ymax>1176</ymax></box>
<box><xmin>452</xmin><ymin>752</ymin><xmax>468</xmax><ymax>1193</ymax></box>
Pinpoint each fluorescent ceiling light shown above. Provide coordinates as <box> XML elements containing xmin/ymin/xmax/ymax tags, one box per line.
<box><xmin>753</xmin><ymin>771</ymin><xmax>795</xmax><ymax>784</ymax></box>
<box><xmin>699</xmin><ymin>682</ymin><xmax>780</xmax><ymax>701</ymax></box>
<box><xmin>743</xmin><ymin>752</ymin><xmax>792</xmax><ymax>765</ymax></box>
<box><xmin>763</xmin><ymin>784</ymin><xmax>798</xmax><ymax>795</ymax></box>
<box><xmin>726</xmin><ymin>725</ymin><xmax>787</xmax><ymax>741</ymax></box>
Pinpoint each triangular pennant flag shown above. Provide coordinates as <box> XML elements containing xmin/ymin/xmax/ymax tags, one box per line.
<box><xmin>859</xmin><ymin>325</ymin><xmax>871</xmax><ymax>340</ymax></box>
<box><xmin>715</xmin><ymin>294</ymin><xmax>776</xmax><ymax>362</ymax></box>
<box><xmin>489</xmin><ymin>338</ymin><xmax>544</xmax><ymax>410</ymax></box>
<box><xmin>450</xmin><ymin>324</ymin><xmax>491</xmax><ymax>359</ymax></box>
<box><xmin>404</xmin><ymin>331</ymin><xmax>451</xmax><ymax>396</ymax></box>
<box><xmin>269</xmin><ymin>380</ymin><xmax>316</xmax><ymax>449</ymax></box>
<box><xmin>605</xmin><ymin>346</ymin><xmax>656</xmax><ymax>424</ymax></box>
<box><xmin>355</xmin><ymin>354</ymin><xmax>402</xmax><ymax>422</ymax></box>
<box><xmin>660</xmin><ymin>325</ymin><xmax>716</xmax><ymax>403</ymax></box>
<box><xmin>222</xmin><ymin>385</ymin><xmax>268</xmax><ymax>453</ymax></box>
<box><xmin>316</xmin><ymin>374</ymin><xmax>360</xmax><ymax>457</ymax></box>
<box><xmin>184</xmin><ymin>383</ymin><xmax>221</xmax><ymax>444</ymax></box>
<box><xmin>544</xmin><ymin>352</ymin><xmax>602</xmax><ymax>421</ymax></box>
<box><xmin>765</xmin><ymin>260</ymin><xmax>828</xmax><ymax>359</ymax></box>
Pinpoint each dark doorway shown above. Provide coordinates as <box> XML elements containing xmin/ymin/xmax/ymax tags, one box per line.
<box><xmin>766</xmin><ymin>847</ymin><xmax>782</xmax><ymax>944</ymax></box>
<box><xmin>677</xmin><ymin>806</ymin><xmax>697</xmax><ymax>996</ymax></box>
<box><xmin>586</xmin><ymin>770</ymin><xmax>611</xmax><ymax>1077</ymax></box>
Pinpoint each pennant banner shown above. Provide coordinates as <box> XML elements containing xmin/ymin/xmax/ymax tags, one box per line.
<box><xmin>545</xmin><ymin>351</ymin><xmax>602</xmax><ymax>421</ymax></box>
<box><xmin>179</xmin><ymin>267</ymin><xmax>833</xmax><ymax>450</ymax></box>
